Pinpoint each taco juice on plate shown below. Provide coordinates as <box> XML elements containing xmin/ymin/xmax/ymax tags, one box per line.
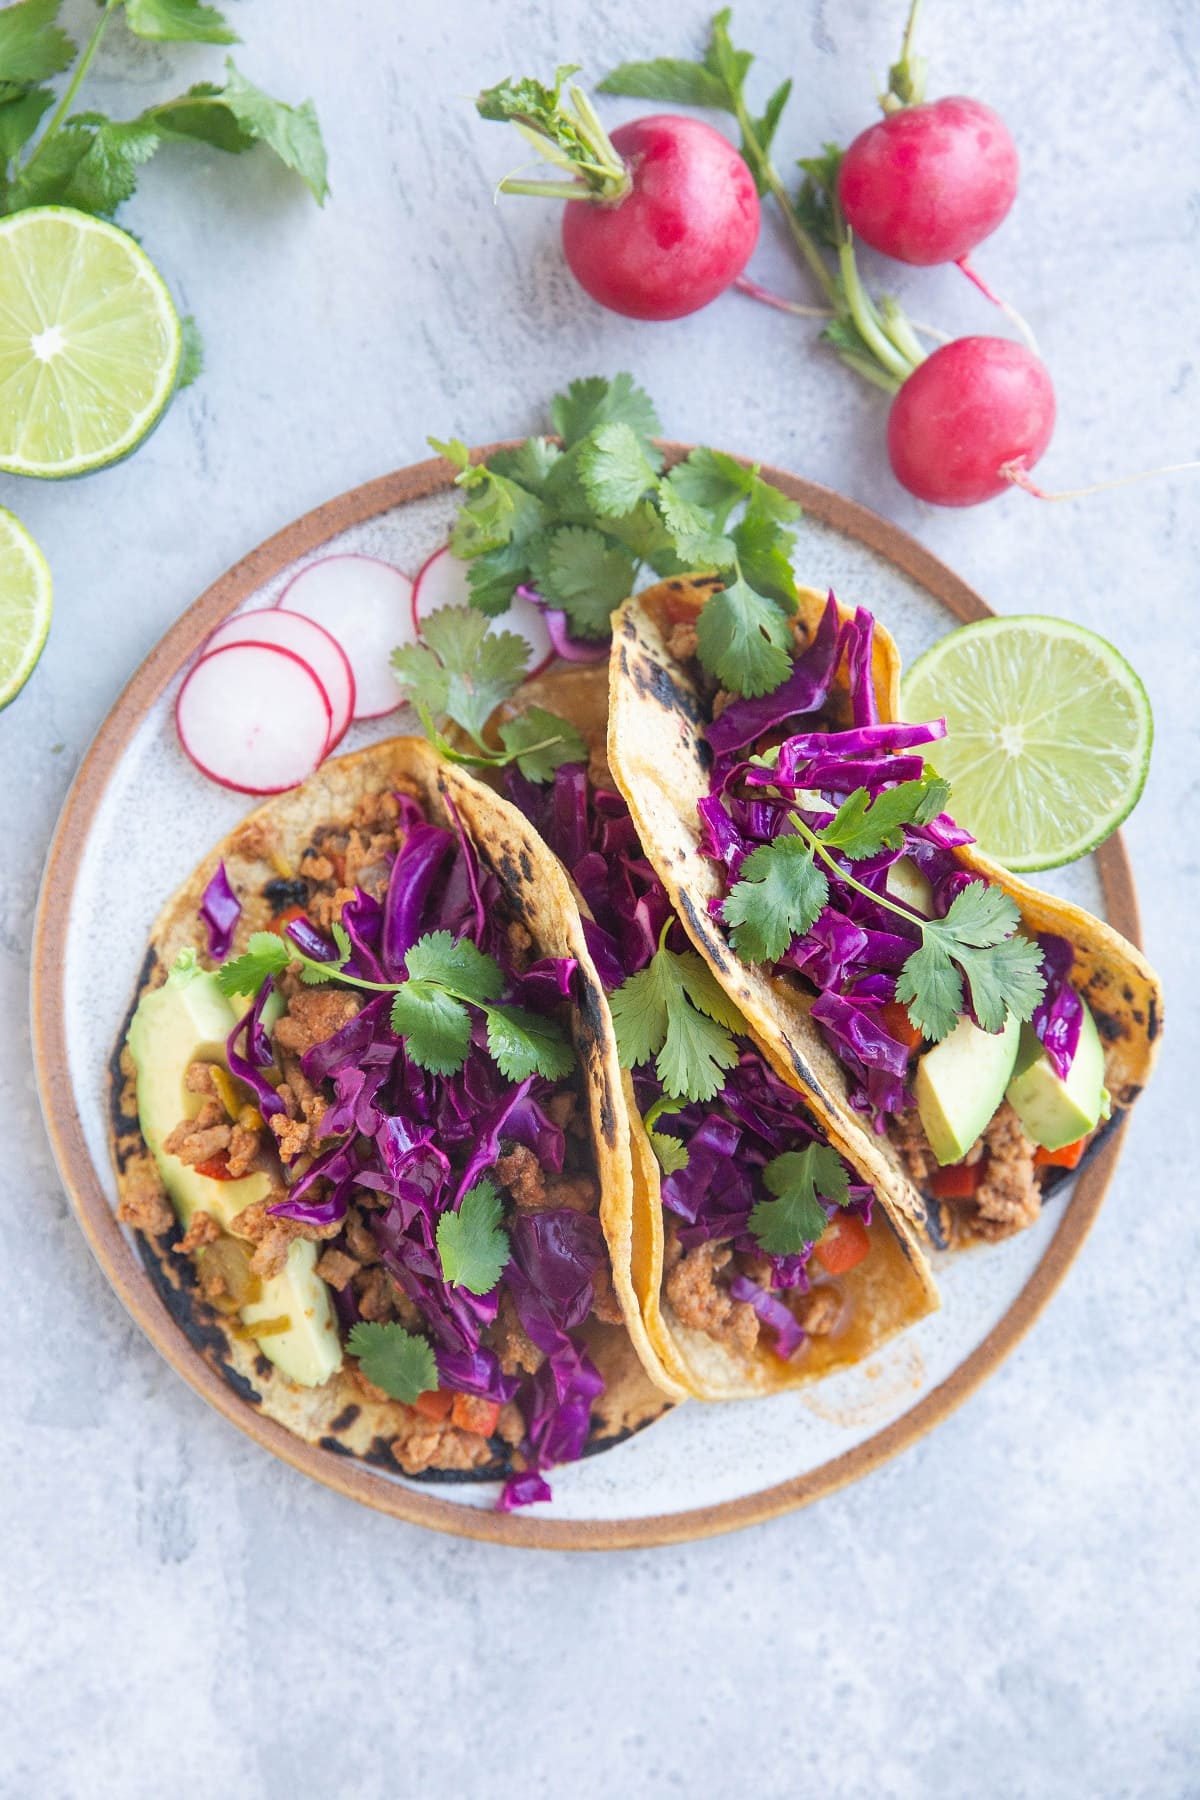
<box><xmin>111</xmin><ymin>740</ymin><xmax>669</xmax><ymax>1507</ymax></box>
<box><xmin>608</xmin><ymin>579</ymin><xmax>1162</xmax><ymax>1248</ymax></box>
<box><xmin>493</xmin><ymin>666</ymin><xmax>937</xmax><ymax>1401</ymax></box>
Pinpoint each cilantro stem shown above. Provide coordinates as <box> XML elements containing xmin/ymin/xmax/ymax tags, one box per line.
<box><xmin>791</xmin><ymin>814</ymin><xmax>931</xmax><ymax>934</ymax></box>
<box><xmin>27</xmin><ymin>0</ymin><xmax>119</xmax><ymax>169</ymax></box>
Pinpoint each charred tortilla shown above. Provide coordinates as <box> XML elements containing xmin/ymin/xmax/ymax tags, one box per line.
<box><xmin>109</xmin><ymin>740</ymin><xmax>670</xmax><ymax>1483</ymax></box>
<box><xmin>607</xmin><ymin>578</ymin><xmax>1162</xmax><ymax>1244</ymax></box>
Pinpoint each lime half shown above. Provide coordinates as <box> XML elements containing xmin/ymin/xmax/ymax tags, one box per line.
<box><xmin>0</xmin><ymin>207</ymin><xmax>181</xmax><ymax>479</ymax></box>
<box><xmin>0</xmin><ymin>509</ymin><xmax>52</xmax><ymax>708</ymax></box>
<box><xmin>900</xmin><ymin>615</ymin><xmax>1152</xmax><ymax>872</ymax></box>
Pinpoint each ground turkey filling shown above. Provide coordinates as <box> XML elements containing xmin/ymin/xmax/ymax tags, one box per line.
<box><xmin>124</xmin><ymin>785</ymin><xmax>623</xmax><ymax>1480</ymax></box>
<box><xmin>662</xmin><ymin>613</ymin><xmax>1056</xmax><ymax>1245</ymax></box>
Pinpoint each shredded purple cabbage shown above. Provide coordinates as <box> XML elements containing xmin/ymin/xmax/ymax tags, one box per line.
<box><xmin>1030</xmin><ymin>933</ymin><xmax>1083</xmax><ymax>1079</ymax></box>
<box><xmin>729</xmin><ymin>1275</ymin><xmax>806</xmax><ymax>1358</ymax></box>
<box><xmin>199</xmin><ymin>861</ymin><xmax>241</xmax><ymax>960</ymax></box>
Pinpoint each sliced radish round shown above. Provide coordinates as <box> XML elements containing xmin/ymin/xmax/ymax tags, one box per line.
<box><xmin>411</xmin><ymin>543</ymin><xmax>554</xmax><ymax>676</ymax></box>
<box><xmin>280</xmin><ymin>555</ymin><xmax>412</xmax><ymax>719</ymax></box>
<box><xmin>201</xmin><ymin>608</ymin><xmax>354</xmax><ymax>749</ymax></box>
<box><xmin>177</xmin><ymin>642</ymin><xmax>332</xmax><ymax>795</ymax></box>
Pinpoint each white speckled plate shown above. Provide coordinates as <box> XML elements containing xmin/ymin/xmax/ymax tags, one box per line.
<box><xmin>31</xmin><ymin>449</ymin><xmax>1141</xmax><ymax>1549</ymax></box>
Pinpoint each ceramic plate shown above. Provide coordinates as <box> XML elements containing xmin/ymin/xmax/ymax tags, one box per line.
<box><xmin>31</xmin><ymin>448</ymin><xmax>1141</xmax><ymax>1548</ymax></box>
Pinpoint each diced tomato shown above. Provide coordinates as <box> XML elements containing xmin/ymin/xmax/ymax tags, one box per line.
<box><xmin>927</xmin><ymin>1161</ymin><xmax>984</xmax><ymax>1201</ymax></box>
<box><xmin>450</xmin><ymin>1393</ymin><xmax>502</xmax><ymax>1436</ymax></box>
<box><xmin>267</xmin><ymin>903</ymin><xmax>308</xmax><ymax>937</ymax></box>
<box><xmin>193</xmin><ymin>1154</ymin><xmax>236</xmax><ymax>1181</ymax></box>
<box><xmin>1034</xmin><ymin>1137</ymin><xmax>1087</xmax><ymax>1170</ymax></box>
<box><xmin>880</xmin><ymin>1001</ymin><xmax>924</xmax><ymax>1053</ymax></box>
<box><xmin>412</xmin><ymin>1388</ymin><xmax>453</xmax><ymax>1422</ymax></box>
<box><xmin>814</xmin><ymin>1212</ymin><xmax>871</xmax><ymax>1275</ymax></box>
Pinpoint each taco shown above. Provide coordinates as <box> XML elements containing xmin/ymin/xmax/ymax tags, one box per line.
<box><xmin>607</xmin><ymin>578</ymin><xmax>1162</xmax><ymax>1247</ymax></box>
<box><xmin>489</xmin><ymin>665</ymin><xmax>938</xmax><ymax>1401</ymax></box>
<box><xmin>110</xmin><ymin>739</ymin><xmax>671</xmax><ymax>1507</ymax></box>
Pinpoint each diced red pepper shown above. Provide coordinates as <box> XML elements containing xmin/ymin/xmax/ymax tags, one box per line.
<box><xmin>450</xmin><ymin>1393</ymin><xmax>502</xmax><ymax>1436</ymax></box>
<box><xmin>1034</xmin><ymin>1137</ymin><xmax>1087</xmax><ymax>1170</ymax></box>
<box><xmin>814</xmin><ymin>1212</ymin><xmax>871</xmax><ymax>1275</ymax></box>
<box><xmin>926</xmin><ymin>1161</ymin><xmax>984</xmax><ymax>1201</ymax></box>
<box><xmin>267</xmin><ymin>903</ymin><xmax>308</xmax><ymax>937</ymax></box>
<box><xmin>412</xmin><ymin>1388</ymin><xmax>454</xmax><ymax>1422</ymax></box>
<box><xmin>880</xmin><ymin>1001</ymin><xmax>924</xmax><ymax>1053</ymax></box>
<box><xmin>193</xmin><ymin>1153</ymin><xmax>236</xmax><ymax>1181</ymax></box>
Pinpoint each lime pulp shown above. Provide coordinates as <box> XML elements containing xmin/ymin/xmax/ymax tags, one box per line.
<box><xmin>0</xmin><ymin>508</ymin><xmax>52</xmax><ymax>709</ymax></box>
<box><xmin>0</xmin><ymin>207</ymin><xmax>181</xmax><ymax>479</ymax></box>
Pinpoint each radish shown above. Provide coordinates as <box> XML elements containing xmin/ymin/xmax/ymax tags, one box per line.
<box><xmin>201</xmin><ymin>608</ymin><xmax>354</xmax><ymax>749</ymax></box>
<box><xmin>279</xmin><ymin>554</ymin><xmax>412</xmax><ymax>720</ymax></box>
<box><xmin>838</xmin><ymin>96</ymin><xmax>1018</xmax><ymax>270</ymax></box>
<box><xmin>887</xmin><ymin>337</ymin><xmax>1056</xmax><ymax>507</ymax></box>
<box><xmin>176</xmin><ymin>643</ymin><xmax>332</xmax><ymax>795</ymax></box>
<box><xmin>411</xmin><ymin>544</ymin><xmax>554</xmax><ymax>674</ymax></box>
<box><xmin>476</xmin><ymin>73</ymin><xmax>758</xmax><ymax>321</ymax></box>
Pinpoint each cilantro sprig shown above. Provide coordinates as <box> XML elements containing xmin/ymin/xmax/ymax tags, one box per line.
<box><xmin>217</xmin><ymin>926</ymin><xmax>575</xmax><ymax>1084</ymax></box>
<box><xmin>748</xmin><ymin>1144</ymin><xmax>850</xmax><ymax>1254</ymax></box>
<box><xmin>346</xmin><ymin>1322</ymin><xmax>437</xmax><ymax>1405</ymax></box>
<box><xmin>721</xmin><ymin>776</ymin><xmax>1046</xmax><ymax>1042</ymax></box>
<box><xmin>432</xmin><ymin>375</ymin><xmax>805</xmax><ymax>698</ymax></box>
<box><xmin>640</xmin><ymin>1095</ymin><xmax>690</xmax><ymax>1176</ymax></box>
<box><xmin>390</xmin><ymin>604</ymin><xmax>585</xmax><ymax>783</ymax></box>
<box><xmin>0</xmin><ymin>1</ymin><xmax>327</xmax><ymax>223</ymax></box>
<box><xmin>436</xmin><ymin>1178</ymin><xmax>511</xmax><ymax>1295</ymax></box>
<box><xmin>609</xmin><ymin>921</ymin><xmax>746</xmax><ymax>1104</ymax></box>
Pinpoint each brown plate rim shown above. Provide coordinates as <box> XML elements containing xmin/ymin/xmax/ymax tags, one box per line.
<box><xmin>30</xmin><ymin>445</ymin><xmax>1141</xmax><ymax>1550</ymax></box>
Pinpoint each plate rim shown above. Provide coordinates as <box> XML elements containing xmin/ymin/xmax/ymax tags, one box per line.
<box><xmin>30</xmin><ymin>445</ymin><xmax>1141</xmax><ymax>1550</ymax></box>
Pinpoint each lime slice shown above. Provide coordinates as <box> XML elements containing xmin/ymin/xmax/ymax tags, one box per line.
<box><xmin>0</xmin><ymin>207</ymin><xmax>181</xmax><ymax>479</ymax></box>
<box><xmin>0</xmin><ymin>508</ymin><xmax>52</xmax><ymax>708</ymax></box>
<box><xmin>900</xmin><ymin>615</ymin><xmax>1152</xmax><ymax>872</ymax></box>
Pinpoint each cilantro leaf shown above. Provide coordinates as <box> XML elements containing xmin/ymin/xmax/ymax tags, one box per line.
<box><xmin>665</xmin><ymin>446</ymin><xmax>755</xmax><ymax>520</ymax></box>
<box><xmin>577</xmin><ymin>420</ymin><xmax>659</xmax><ymax>517</ymax></box>
<box><xmin>597</xmin><ymin>59</ymin><xmax>728</xmax><ymax>109</ymax></box>
<box><xmin>955</xmin><ymin>933</ymin><xmax>1047</xmax><ymax>1035</ymax></box>
<box><xmin>484</xmin><ymin>1004</ymin><xmax>575</xmax><ymax>1082</ymax></box>
<box><xmin>550</xmin><ymin>373</ymin><xmax>662</xmax><ymax>459</ymax></box>
<box><xmin>935</xmin><ymin>879</ymin><xmax>1024</xmax><ymax>950</ymax></box>
<box><xmin>749</xmin><ymin>1144</ymin><xmax>849</xmax><ymax>1254</ymax></box>
<box><xmin>722</xmin><ymin>836</ymin><xmax>828</xmax><ymax>963</ymax></box>
<box><xmin>656</xmin><ymin>483</ymin><xmax>737</xmax><ymax>570</ymax></box>
<box><xmin>391</xmin><ymin>605</ymin><xmax>530</xmax><ymax>743</ymax></box>
<box><xmin>487</xmin><ymin>436</ymin><xmax>561</xmax><ymax>494</ymax></box>
<box><xmin>894</xmin><ymin>939</ymin><xmax>962</xmax><ymax>1043</ymax></box>
<box><xmin>404</xmin><ymin>930</ymin><xmax>504</xmax><ymax>1004</ymax></box>
<box><xmin>346</xmin><ymin>1321</ymin><xmax>437</xmax><ymax>1404</ymax></box>
<box><xmin>60</xmin><ymin>115</ymin><xmax>160</xmax><ymax>216</ymax></box>
<box><xmin>0</xmin><ymin>0</ymin><xmax>75</xmax><ymax>90</ymax></box>
<box><xmin>648</xmin><ymin>1130</ymin><xmax>689</xmax><ymax>1175</ymax></box>
<box><xmin>5</xmin><ymin>119</ymin><xmax>91</xmax><ymax>208</ymax></box>
<box><xmin>219</xmin><ymin>59</ymin><xmax>327</xmax><ymax>201</ymax></box>
<box><xmin>820</xmin><ymin>775</ymin><xmax>952</xmax><ymax>861</ymax></box>
<box><xmin>123</xmin><ymin>0</ymin><xmax>238</xmax><ymax>46</ymax></box>
<box><xmin>729</xmin><ymin>503</ymin><xmax>798</xmax><ymax>609</ymax></box>
<box><xmin>610</xmin><ymin>944</ymin><xmax>741</xmax><ymax>1104</ymax></box>
<box><xmin>527</xmin><ymin>525</ymin><xmax>636</xmax><ymax>638</ymax></box>
<box><xmin>0</xmin><ymin>86</ymin><xmax>53</xmax><ymax>164</ymax></box>
<box><xmin>390</xmin><ymin>982</ymin><xmax>472</xmax><ymax>1075</ymax></box>
<box><xmin>176</xmin><ymin>314</ymin><xmax>204</xmax><ymax>390</ymax></box>
<box><xmin>141</xmin><ymin>83</ymin><xmax>258</xmax><ymax>155</ymax></box>
<box><xmin>215</xmin><ymin>931</ymin><xmax>290</xmax><ymax>997</ymax></box>
<box><xmin>436</xmin><ymin>1178</ymin><xmax>510</xmax><ymax>1294</ymax></box>
<box><xmin>693</xmin><ymin>576</ymin><xmax>793</xmax><ymax>698</ymax></box>
<box><xmin>497</xmin><ymin>706</ymin><xmax>587</xmax><ymax>783</ymax></box>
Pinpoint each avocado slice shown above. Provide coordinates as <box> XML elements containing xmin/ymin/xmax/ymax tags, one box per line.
<box><xmin>885</xmin><ymin>854</ymin><xmax>934</xmax><ymax>917</ymax></box>
<box><xmin>913</xmin><ymin>1012</ymin><xmax>1021</xmax><ymax>1166</ymax></box>
<box><xmin>126</xmin><ymin>951</ymin><xmax>342</xmax><ymax>1388</ymax></box>
<box><xmin>1005</xmin><ymin>1000</ymin><xmax>1108</xmax><ymax>1152</ymax></box>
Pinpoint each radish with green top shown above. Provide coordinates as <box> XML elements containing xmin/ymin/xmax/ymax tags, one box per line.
<box><xmin>475</xmin><ymin>67</ymin><xmax>759</xmax><ymax>320</ymax></box>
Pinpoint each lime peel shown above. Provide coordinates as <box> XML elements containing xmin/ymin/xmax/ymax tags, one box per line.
<box><xmin>900</xmin><ymin>614</ymin><xmax>1152</xmax><ymax>872</ymax></box>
